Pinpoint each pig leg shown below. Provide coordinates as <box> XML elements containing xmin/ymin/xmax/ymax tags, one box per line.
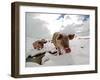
<box><xmin>57</xmin><ymin>48</ymin><xmax>62</xmax><ymax>55</ymax></box>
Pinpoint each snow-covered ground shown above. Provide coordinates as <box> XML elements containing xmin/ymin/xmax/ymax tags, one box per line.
<box><xmin>25</xmin><ymin>37</ymin><xmax>90</xmax><ymax>67</ymax></box>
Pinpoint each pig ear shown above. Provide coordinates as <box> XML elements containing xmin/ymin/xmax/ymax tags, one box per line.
<box><xmin>57</xmin><ymin>34</ymin><xmax>63</xmax><ymax>40</ymax></box>
<box><xmin>68</xmin><ymin>34</ymin><xmax>75</xmax><ymax>40</ymax></box>
<box><xmin>43</xmin><ymin>41</ymin><xmax>47</xmax><ymax>44</ymax></box>
<box><xmin>41</xmin><ymin>39</ymin><xmax>47</xmax><ymax>44</ymax></box>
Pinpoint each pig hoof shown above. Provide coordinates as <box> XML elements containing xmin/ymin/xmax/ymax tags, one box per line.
<box><xmin>59</xmin><ymin>52</ymin><xmax>63</xmax><ymax>55</ymax></box>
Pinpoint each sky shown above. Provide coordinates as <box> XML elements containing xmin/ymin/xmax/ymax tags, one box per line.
<box><xmin>25</xmin><ymin>12</ymin><xmax>90</xmax><ymax>39</ymax></box>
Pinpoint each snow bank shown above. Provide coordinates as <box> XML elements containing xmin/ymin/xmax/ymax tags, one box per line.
<box><xmin>26</xmin><ymin>37</ymin><xmax>90</xmax><ymax>67</ymax></box>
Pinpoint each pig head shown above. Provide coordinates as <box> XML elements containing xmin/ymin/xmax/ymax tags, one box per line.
<box><xmin>33</xmin><ymin>39</ymin><xmax>47</xmax><ymax>50</ymax></box>
<box><xmin>52</xmin><ymin>32</ymin><xmax>75</xmax><ymax>55</ymax></box>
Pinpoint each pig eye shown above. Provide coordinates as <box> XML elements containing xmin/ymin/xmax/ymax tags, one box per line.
<box><xmin>57</xmin><ymin>34</ymin><xmax>63</xmax><ymax>40</ymax></box>
<box><xmin>68</xmin><ymin>34</ymin><xmax>75</xmax><ymax>40</ymax></box>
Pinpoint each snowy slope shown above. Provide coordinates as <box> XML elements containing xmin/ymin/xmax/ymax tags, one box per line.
<box><xmin>25</xmin><ymin>37</ymin><xmax>89</xmax><ymax>67</ymax></box>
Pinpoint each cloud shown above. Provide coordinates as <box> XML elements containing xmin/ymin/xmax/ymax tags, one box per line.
<box><xmin>26</xmin><ymin>13</ymin><xmax>90</xmax><ymax>39</ymax></box>
<box><xmin>77</xmin><ymin>15</ymin><xmax>89</xmax><ymax>22</ymax></box>
<box><xmin>25</xmin><ymin>13</ymin><xmax>51</xmax><ymax>39</ymax></box>
<box><xmin>60</xmin><ymin>22</ymin><xmax>89</xmax><ymax>36</ymax></box>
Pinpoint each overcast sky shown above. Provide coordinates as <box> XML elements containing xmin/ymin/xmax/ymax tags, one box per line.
<box><xmin>25</xmin><ymin>13</ymin><xmax>90</xmax><ymax>40</ymax></box>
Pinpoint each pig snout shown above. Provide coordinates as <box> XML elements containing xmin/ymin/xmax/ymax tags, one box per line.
<box><xmin>64</xmin><ymin>48</ymin><xmax>71</xmax><ymax>53</ymax></box>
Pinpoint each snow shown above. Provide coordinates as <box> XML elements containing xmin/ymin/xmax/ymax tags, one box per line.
<box><xmin>42</xmin><ymin>53</ymin><xmax>74</xmax><ymax>66</ymax></box>
<box><xmin>25</xmin><ymin>36</ymin><xmax>90</xmax><ymax>67</ymax></box>
<box><xmin>26</xmin><ymin>62</ymin><xmax>39</xmax><ymax>67</ymax></box>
